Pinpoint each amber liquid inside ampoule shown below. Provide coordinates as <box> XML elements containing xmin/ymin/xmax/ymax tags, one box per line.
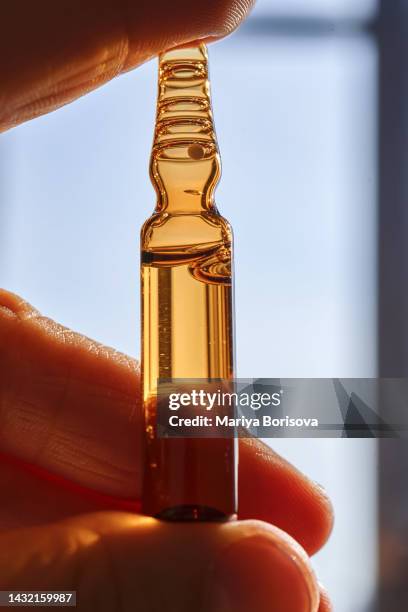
<box><xmin>141</xmin><ymin>45</ymin><xmax>237</xmax><ymax>521</ymax></box>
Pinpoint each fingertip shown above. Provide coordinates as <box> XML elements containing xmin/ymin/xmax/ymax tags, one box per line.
<box><xmin>196</xmin><ymin>0</ymin><xmax>255</xmax><ymax>39</ymax></box>
<box><xmin>318</xmin><ymin>583</ymin><xmax>333</xmax><ymax>611</ymax></box>
<box><xmin>312</xmin><ymin>483</ymin><xmax>335</xmax><ymax>551</ymax></box>
<box><xmin>1</xmin><ymin>0</ymin><xmax>255</xmax><ymax>130</ymax></box>
<box><xmin>0</xmin><ymin>289</ymin><xmax>38</xmax><ymax>321</ymax></box>
<box><xmin>99</xmin><ymin>515</ymin><xmax>320</xmax><ymax>612</ymax></box>
<box><xmin>211</xmin><ymin>519</ymin><xmax>320</xmax><ymax>612</ymax></box>
<box><xmin>239</xmin><ymin>438</ymin><xmax>334</xmax><ymax>555</ymax></box>
<box><xmin>121</xmin><ymin>0</ymin><xmax>255</xmax><ymax>71</ymax></box>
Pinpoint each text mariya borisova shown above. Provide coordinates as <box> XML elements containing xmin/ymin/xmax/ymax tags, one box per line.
<box><xmin>167</xmin><ymin>415</ymin><xmax>320</xmax><ymax>428</ymax></box>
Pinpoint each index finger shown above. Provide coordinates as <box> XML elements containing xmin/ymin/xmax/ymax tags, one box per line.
<box><xmin>0</xmin><ymin>0</ymin><xmax>253</xmax><ymax>131</ymax></box>
<box><xmin>0</xmin><ymin>290</ymin><xmax>333</xmax><ymax>554</ymax></box>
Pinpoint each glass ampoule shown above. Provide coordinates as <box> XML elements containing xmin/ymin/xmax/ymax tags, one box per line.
<box><xmin>141</xmin><ymin>44</ymin><xmax>237</xmax><ymax>521</ymax></box>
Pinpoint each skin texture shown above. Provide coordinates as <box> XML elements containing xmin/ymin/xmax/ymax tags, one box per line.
<box><xmin>0</xmin><ymin>0</ymin><xmax>253</xmax><ymax>131</ymax></box>
<box><xmin>0</xmin><ymin>290</ymin><xmax>333</xmax><ymax>611</ymax></box>
<box><xmin>0</xmin><ymin>1</ymin><xmax>333</xmax><ymax>609</ymax></box>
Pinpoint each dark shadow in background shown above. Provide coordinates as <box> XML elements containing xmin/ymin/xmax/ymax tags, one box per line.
<box><xmin>378</xmin><ymin>1</ymin><xmax>408</xmax><ymax>611</ymax></box>
<box><xmin>378</xmin><ymin>1</ymin><xmax>408</xmax><ymax>376</ymax></box>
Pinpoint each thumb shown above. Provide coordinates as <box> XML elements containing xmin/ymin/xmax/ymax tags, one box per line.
<box><xmin>0</xmin><ymin>512</ymin><xmax>320</xmax><ymax>612</ymax></box>
<box><xmin>0</xmin><ymin>0</ymin><xmax>254</xmax><ymax>131</ymax></box>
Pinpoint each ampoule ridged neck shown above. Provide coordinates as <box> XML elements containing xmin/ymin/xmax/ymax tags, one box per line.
<box><xmin>150</xmin><ymin>44</ymin><xmax>220</xmax><ymax>212</ymax></box>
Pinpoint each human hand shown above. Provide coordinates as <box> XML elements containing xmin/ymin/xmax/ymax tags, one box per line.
<box><xmin>0</xmin><ymin>0</ymin><xmax>254</xmax><ymax>131</ymax></box>
<box><xmin>1</xmin><ymin>3</ymin><xmax>332</xmax><ymax>609</ymax></box>
<box><xmin>0</xmin><ymin>290</ymin><xmax>333</xmax><ymax>611</ymax></box>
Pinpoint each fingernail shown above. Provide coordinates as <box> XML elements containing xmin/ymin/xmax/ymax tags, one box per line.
<box><xmin>314</xmin><ymin>481</ymin><xmax>330</xmax><ymax>497</ymax></box>
<box><xmin>204</xmin><ymin>534</ymin><xmax>318</xmax><ymax>612</ymax></box>
<box><xmin>318</xmin><ymin>582</ymin><xmax>332</xmax><ymax>611</ymax></box>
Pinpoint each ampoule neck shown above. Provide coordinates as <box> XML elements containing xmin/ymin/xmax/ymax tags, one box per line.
<box><xmin>150</xmin><ymin>44</ymin><xmax>221</xmax><ymax>214</ymax></box>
